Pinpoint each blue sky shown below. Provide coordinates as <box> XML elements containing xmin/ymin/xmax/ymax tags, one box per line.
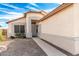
<box><xmin>0</xmin><ymin>3</ymin><xmax>60</xmax><ymax>27</ymax></box>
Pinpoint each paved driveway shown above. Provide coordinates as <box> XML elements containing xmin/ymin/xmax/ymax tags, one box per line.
<box><xmin>0</xmin><ymin>39</ymin><xmax>47</xmax><ymax>56</ymax></box>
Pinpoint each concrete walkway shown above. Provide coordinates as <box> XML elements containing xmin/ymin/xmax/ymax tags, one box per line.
<box><xmin>33</xmin><ymin>38</ymin><xmax>67</xmax><ymax>56</ymax></box>
<box><xmin>0</xmin><ymin>39</ymin><xmax>47</xmax><ymax>56</ymax></box>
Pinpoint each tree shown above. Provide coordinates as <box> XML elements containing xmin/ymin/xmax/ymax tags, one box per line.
<box><xmin>0</xmin><ymin>30</ymin><xmax>3</xmax><ymax>41</ymax></box>
<box><xmin>0</xmin><ymin>25</ymin><xmax>2</xmax><ymax>27</ymax></box>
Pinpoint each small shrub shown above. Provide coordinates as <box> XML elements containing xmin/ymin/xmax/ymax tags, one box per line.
<box><xmin>10</xmin><ymin>36</ymin><xmax>15</xmax><ymax>39</ymax></box>
<box><xmin>23</xmin><ymin>36</ymin><xmax>26</xmax><ymax>38</ymax></box>
<box><xmin>15</xmin><ymin>33</ymin><xmax>26</xmax><ymax>38</ymax></box>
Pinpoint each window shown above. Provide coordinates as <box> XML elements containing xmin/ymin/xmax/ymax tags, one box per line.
<box><xmin>20</xmin><ymin>25</ymin><xmax>25</xmax><ymax>33</ymax></box>
<box><xmin>14</xmin><ymin>25</ymin><xmax>19</xmax><ymax>33</ymax></box>
<box><xmin>14</xmin><ymin>25</ymin><xmax>25</xmax><ymax>33</ymax></box>
<box><xmin>14</xmin><ymin>25</ymin><xmax>25</xmax><ymax>37</ymax></box>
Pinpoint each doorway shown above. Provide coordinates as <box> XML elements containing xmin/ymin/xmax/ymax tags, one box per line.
<box><xmin>31</xmin><ymin>20</ymin><xmax>38</xmax><ymax>37</ymax></box>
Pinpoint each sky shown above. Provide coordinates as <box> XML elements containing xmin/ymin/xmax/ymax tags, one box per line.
<box><xmin>0</xmin><ymin>3</ymin><xmax>60</xmax><ymax>27</ymax></box>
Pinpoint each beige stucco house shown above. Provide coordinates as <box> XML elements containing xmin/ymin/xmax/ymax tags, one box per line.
<box><xmin>7</xmin><ymin>3</ymin><xmax>79</xmax><ymax>55</ymax></box>
<box><xmin>7</xmin><ymin>11</ymin><xmax>46</xmax><ymax>38</ymax></box>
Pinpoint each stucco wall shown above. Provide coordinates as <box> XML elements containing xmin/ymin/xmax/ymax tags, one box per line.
<box><xmin>38</xmin><ymin>4</ymin><xmax>77</xmax><ymax>55</ymax></box>
<box><xmin>74</xmin><ymin>4</ymin><xmax>79</xmax><ymax>37</ymax></box>
<box><xmin>26</xmin><ymin>13</ymin><xmax>44</xmax><ymax>20</ymax></box>
<box><xmin>7</xmin><ymin>17</ymin><xmax>26</xmax><ymax>37</ymax></box>
<box><xmin>73</xmin><ymin>4</ymin><xmax>79</xmax><ymax>54</ymax></box>
<box><xmin>39</xmin><ymin>5</ymin><xmax>74</xmax><ymax>37</ymax></box>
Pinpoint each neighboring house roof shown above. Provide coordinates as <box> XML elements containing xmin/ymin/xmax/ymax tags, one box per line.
<box><xmin>7</xmin><ymin>11</ymin><xmax>47</xmax><ymax>24</ymax></box>
<box><xmin>37</xmin><ymin>3</ymin><xmax>73</xmax><ymax>23</ymax></box>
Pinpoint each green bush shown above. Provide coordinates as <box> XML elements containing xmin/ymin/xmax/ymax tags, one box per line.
<box><xmin>15</xmin><ymin>33</ymin><xmax>26</xmax><ymax>38</ymax></box>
